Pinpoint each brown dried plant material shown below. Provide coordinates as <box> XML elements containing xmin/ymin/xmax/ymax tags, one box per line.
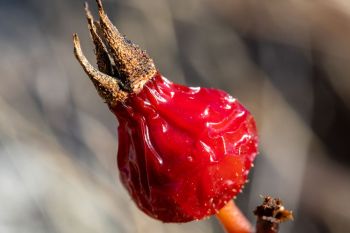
<box><xmin>73</xmin><ymin>0</ymin><xmax>157</xmax><ymax>107</ymax></box>
<box><xmin>254</xmin><ymin>196</ymin><xmax>293</xmax><ymax>233</ymax></box>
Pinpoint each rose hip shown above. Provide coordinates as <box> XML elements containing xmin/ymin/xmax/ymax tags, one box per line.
<box><xmin>73</xmin><ymin>0</ymin><xmax>258</xmax><ymax>223</ymax></box>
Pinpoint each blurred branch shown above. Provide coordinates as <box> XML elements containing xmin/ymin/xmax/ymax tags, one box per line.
<box><xmin>254</xmin><ymin>196</ymin><xmax>293</xmax><ymax>233</ymax></box>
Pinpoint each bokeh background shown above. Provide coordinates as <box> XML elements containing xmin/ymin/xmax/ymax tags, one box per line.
<box><xmin>1</xmin><ymin>0</ymin><xmax>350</xmax><ymax>232</ymax></box>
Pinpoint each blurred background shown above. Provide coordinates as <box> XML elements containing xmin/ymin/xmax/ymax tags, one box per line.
<box><xmin>1</xmin><ymin>0</ymin><xmax>350</xmax><ymax>232</ymax></box>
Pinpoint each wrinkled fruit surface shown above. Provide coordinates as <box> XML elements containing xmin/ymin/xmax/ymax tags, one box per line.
<box><xmin>114</xmin><ymin>73</ymin><xmax>258</xmax><ymax>222</ymax></box>
<box><xmin>73</xmin><ymin>0</ymin><xmax>259</xmax><ymax>223</ymax></box>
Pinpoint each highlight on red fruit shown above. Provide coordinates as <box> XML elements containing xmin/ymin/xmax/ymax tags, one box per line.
<box><xmin>73</xmin><ymin>0</ymin><xmax>258</xmax><ymax>223</ymax></box>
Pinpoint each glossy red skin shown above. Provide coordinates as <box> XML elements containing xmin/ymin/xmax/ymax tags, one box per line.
<box><xmin>113</xmin><ymin>73</ymin><xmax>258</xmax><ymax>223</ymax></box>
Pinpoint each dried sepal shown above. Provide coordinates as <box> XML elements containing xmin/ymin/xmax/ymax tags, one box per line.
<box><xmin>73</xmin><ymin>0</ymin><xmax>157</xmax><ymax>105</ymax></box>
<box><xmin>95</xmin><ymin>0</ymin><xmax>157</xmax><ymax>93</ymax></box>
<box><xmin>85</xmin><ymin>3</ymin><xmax>114</xmax><ymax>76</ymax></box>
<box><xmin>73</xmin><ymin>34</ymin><xmax>127</xmax><ymax>105</ymax></box>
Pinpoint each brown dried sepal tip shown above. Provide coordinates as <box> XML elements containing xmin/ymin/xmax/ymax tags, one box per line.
<box><xmin>73</xmin><ymin>0</ymin><xmax>157</xmax><ymax>106</ymax></box>
<box><xmin>254</xmin><ymin>196</ymin><xmax>293</xmax><ymax>233</ymax></box>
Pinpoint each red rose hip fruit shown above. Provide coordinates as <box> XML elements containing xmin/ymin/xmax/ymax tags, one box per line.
<box><xmin>73</xmin><ymin>0</ymin><xmax>258</xmax><ymax>223</ymax></box>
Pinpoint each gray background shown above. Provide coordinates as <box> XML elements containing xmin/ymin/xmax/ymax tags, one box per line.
<box><xmin>1</xmin><ymin>0</ymin><xmax>350</xmax><ymax>232</ymax></box>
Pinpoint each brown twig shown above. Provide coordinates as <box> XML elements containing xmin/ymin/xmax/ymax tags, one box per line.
<box><xmin>253</xmin><ymin>196</ymin><xmax>293</xmax><ymax>233</ymax></box>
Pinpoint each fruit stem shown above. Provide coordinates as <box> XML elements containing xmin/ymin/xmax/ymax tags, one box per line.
<box><xmin>216</xmin><ymin>200</ymin><xmax>253</xmax><ymax>233</ymax></box>
<box><xmin>253</xmin><ymin>196</ymin><xmax>293</xmax><ymax>233</ymax></box>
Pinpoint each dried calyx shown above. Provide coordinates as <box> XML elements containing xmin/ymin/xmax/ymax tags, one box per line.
<box><xmin>73</xmin><ymin>0</ymin><xmax>157</xmax><ymax>106</ymax></box>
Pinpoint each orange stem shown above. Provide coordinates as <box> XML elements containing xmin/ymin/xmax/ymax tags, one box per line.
<box><xmin>216</xmin><ymin>200</ymin><xmax>253</xmax><ymax>233</ymax></box>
